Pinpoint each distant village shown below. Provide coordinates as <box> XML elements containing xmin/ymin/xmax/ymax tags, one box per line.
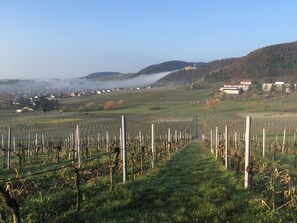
<box><xmin>0</xmin><ymin>86</ymin><xmax>152</xmax><ymax>113</ymax></box>
<box><xmin>219</xmin><ymin>80</ymin><xmax>296</xmax><ymax>95</ymax></box>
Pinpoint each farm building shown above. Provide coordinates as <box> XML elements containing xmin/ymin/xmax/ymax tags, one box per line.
<box><xmin>262</xmin><ymin>81</ymin><xmax>287</xmax><ymax>92</ymax></box>
<box><xmin>275</xmin><ymin>81</ymin><xmax>285</xmax><ymax>92</ymax></box>
<box><xmin>223</xmin><ymin>84</ymin><xmax>249</xmax><ymax>92</ymax></box>
<box><xmin>219</xmin><ymin>79</ymin><xmax>252</xmax><ymax>95</ymax></box>
<box><xmin>262</xmin><ymin>83</ymin><xmax>274</xmax><ymax>91</ymax></box>
<box><xmin>240</xmin><ymin>80</ymin><xmax>252</xmax><ymax>85</ymax></box>
<box><xmin>219</xmin><ymin>87</ymin><xmax>240</xmax><ymax>95</ymax></box>
<box><xmin>16</xmin><ymin>107</ymin><xmax>34</xmax><ymax>113</ymax></box>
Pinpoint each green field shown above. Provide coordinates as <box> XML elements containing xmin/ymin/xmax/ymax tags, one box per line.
<box><xmin>1</xmin><ymin>86</ymin><xmax>297</xmax><ymax>222</ymax></box>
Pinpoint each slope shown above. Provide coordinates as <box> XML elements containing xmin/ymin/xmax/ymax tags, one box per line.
<box><xmin>206</xmin><ymin>41</ymin><xmax>297</xmax><ymax>82</ymax></box>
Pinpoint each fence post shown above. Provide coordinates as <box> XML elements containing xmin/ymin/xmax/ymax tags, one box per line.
<box><xmin>122</xmin><ymin>116</ymin><xmax>127</xmax><ymax>182</ymax></box>
<box><xmin>225</xmin><ymin>126</ymin><xmax>228</xmax><ymax>169</ymax></box>
<box><xmin>245</xmin><ymin>116</ymin><xmax>251</xmax><ymax>189</ymax></box>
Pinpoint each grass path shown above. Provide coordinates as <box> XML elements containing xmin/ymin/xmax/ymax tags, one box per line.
<box><xmin>68</xmin><ymin>142</ymin><xmax>279</xmax><ymax>222</ymax></box>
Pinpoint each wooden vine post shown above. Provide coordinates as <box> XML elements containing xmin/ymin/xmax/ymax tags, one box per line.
<box><xmin>7</xmin><ymin>127</ymin><xmax>11</xmax><ymax>169</ymax></box>
<box><xmin>97</xmin><ymin>133</ymin><xmax>100</xmax><ymax>151</ymax></box>
<box><xmin>210</xmin><ymin>129</ymin><xmax>213</xmax><ymax>154</ymax></box>
<box><xmin>122</xmin><ymin>116</ymin><xmax>127</xmax><ymax>182</ymax></box>
<box><xmin>263</xmin><ymin>128</ymin><xmax>266</xmax><ymax>157</ymax></box>
<box><xmin>175</xmin><ymin>129</ymin><xmax>178</xmax><ymax>151</ymax></box>
<box><xmin>119</xmin><ymin>128</ymin><xmax>122</xmax><ymax>158</ymax></box>
<box><xmin>234</xmin><ymin>131</ymin><xmax>237</xmax><ymax>149</ymax></box>
<box><xmin>74</xmin><ymin>167</ymin><xmax>81</xmax><ymax>212</ymax></box>
<box><xmin>27</xmin><ymin>132</ymin><xmax>30</xmax><ymax>160</ymax></box>
<box><xmin>35</xmin><ymin>133</ymin><xmax>38</xmax><ymax>149</ymax></box>
<box><xmin>74</xmin><ymin>125</ymin><xmax>82</xmax><ymax>212</ymax></box>
<box><xmin>225</xmin><ymin>125</ymin><xmax>228</xmax><ymax>169</ymax></box>
<box><xmin>245</xmin><ymin>116</ymin><xmax>251</xmax><ymax>189</ymax></box>
<box><xmin>215</xmin><ymin>127</ymin><xmax>218</xmax><ymax>160</ymax></box>
<box><xmin>42</xmin><ymin>134</ymin><xmax>45</xmax><ymax>152</ymax></box>
<box><xmin>168</xmin><ymin>128</ymin><xmax>171</xmax><ymax>157</ymax></box>
<box><xmin>139</xmin><ymin>131</ymin><xmax>142</xmax><ymax>147</ymax></box>
<box><xmin>13</xmin><ymin>136</ymin><xmax>16</xmax><ymax>152</ymax></box>
<box><xmin>1</xmin><ymin>134</ymin><xmax>3</xmax><ymax>149</ymax></box>
<box><xmin>76</xmin><ymin>125</ymin><xmax>81</xmax><ymax>168</ymax></box>
<box><xmin>151</xmin><ymin>124</ymin><xmax>155</xmax><ymax>169</ymax></box>
<box><xmin>282</xmin><ymin>129</ymin><xmax>286</xmax><ymax>154</ymax></box>
<box><xmin>105</xmin><ymin>131</ymin><xmax>109</xmax><ymax>153</ymax></box>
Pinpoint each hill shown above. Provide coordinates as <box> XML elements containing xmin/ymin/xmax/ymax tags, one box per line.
<box><xmin>153</xmin><ymin>58</ymin><xmax>238</xmax><ymax>86</ymax></box>
<box><xmin>154</xmin><ymin>41</ymin><xmax>297</xmax><ymax>86</ymax></box>
<box><xmin>137</xmin><ymin>61</ymin><xmax>202</xmax><ymax>74</ymax></box>
<box><xmin>205</xmin><ymin>41</ymin><xmax>297</xmax><ymax>83</ymax></box>
<box><xmin>81</xmin><ymin>72</ymin><xmax>123</xmax><ymax>81</ymax></box>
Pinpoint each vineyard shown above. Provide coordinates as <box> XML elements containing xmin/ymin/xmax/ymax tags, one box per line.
<box><xmin>201</xmin><ymin>113</ymin><xmax>297</xmax><ymax>221</ymax></box>
<box><xmin>1</xmin><ymin>86</ymin><xmax>297</xmax><ymax>222</ymax></box>
<box><xmin>200</xmin><ymin>111</ymin><xmax>297</xmax><ymax>138</ymax></box>
<box><xmin>0</xmin><ymin>111</ymin><xmax>195</xmax><ymax>222</ymax></box>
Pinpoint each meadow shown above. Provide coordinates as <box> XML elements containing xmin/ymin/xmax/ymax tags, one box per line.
<box><xmin>1</xmin><ymin>86</ymin><xmax>297</xmax><ymax>222</ymax></box>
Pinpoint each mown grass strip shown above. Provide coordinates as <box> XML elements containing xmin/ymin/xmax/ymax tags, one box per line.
<box><xmin>60</xmin><ymin>142</ymin><xmax>291</xmax><ymax>223</ymax></box>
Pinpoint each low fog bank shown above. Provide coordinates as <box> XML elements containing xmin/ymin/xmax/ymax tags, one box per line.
<box><xmin>0</xmin><ymin>72</ymin><xmax>171</xmax><ymax>93</ymax></box>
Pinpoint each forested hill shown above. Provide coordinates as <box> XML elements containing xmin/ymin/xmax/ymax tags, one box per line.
<box><xmin>153</xmin><ymin>58</ymin><xmax>238</xmax><ymax>86</ymax></box>
<box><xmin>137</xmin><ymin>61</ymin><xmax>203</xmax><ymax>74</ymax></box>
<box><xmin>153</xmin><ymin>41</ymin><xmax>297</xmax><ymax>86</ymax></box>
<box><xmin>205</xmin><ymin>41</ymin><xmax>297</xmax><ymax>83</ymax></box>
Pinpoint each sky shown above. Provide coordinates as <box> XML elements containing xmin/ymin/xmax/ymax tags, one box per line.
<box><xmin>1</xmin><ymin>0</ymin><xmax>297</xmax><ymax>79</ymax></box>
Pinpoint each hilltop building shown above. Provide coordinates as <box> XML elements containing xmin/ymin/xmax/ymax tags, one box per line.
<box><xmin>184</xmin><ymin>64</ymin><xmax>197</xmax><ymax>70</ymax></box>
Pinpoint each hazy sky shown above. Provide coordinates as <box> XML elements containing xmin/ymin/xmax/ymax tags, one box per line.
<box><xmin>1</xmin><ymin>0</ymin><xmax>297</xmax><ymax>79</ymax></box>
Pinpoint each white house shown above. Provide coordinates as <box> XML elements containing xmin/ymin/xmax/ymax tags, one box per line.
<box><xmin>223</xmin><ymin>84</ymin><xmax>249</xmax><ymax>92</ymax></box>
<box><xmin>274</xmin><ymin>82</ymin><xmax>285</xmax><ymax>92</ymax></box>
<box><xmin>262</xmin><ymin>81</ymin><xmax>286</xmax><ymax>92</ymax></box>
<box><xmin>220</xmin><ymin>87</ymin><xmax>240</xmax><ymax>95</ymax></box>
<box><xmin>262</xmin><ymin>83</ymin><xmax>273</xmax><ymax>91</ymax></box>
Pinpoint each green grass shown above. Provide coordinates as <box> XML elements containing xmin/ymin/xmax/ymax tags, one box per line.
<box><xmin>55</xmin><ymin>142</ymin><xmax>291</xmax><ymax>223</ymax></box>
